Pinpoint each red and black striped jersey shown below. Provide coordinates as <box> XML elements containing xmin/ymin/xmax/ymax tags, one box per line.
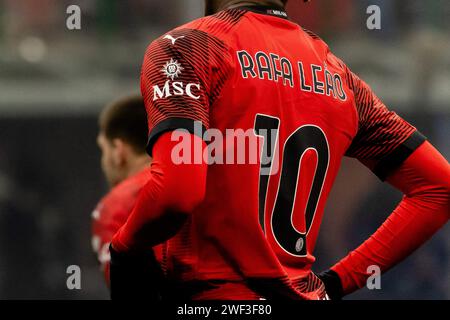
<box><xmin>140</xmin><ymin>4</ymin><xmax>425</xmax><ymax>292</ymax></box>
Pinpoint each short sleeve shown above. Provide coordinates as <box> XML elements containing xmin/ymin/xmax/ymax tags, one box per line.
<box><xmin>140</xmin><ymin>29</ymin><xmax>231</xmax><ymax>155</ymax></box>
<box><xmin>344</xmin><ymin>69</ymin><xmax>426</xmax><ymax>180</ymax></box>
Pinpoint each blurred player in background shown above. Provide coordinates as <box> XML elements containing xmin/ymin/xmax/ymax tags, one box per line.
<box><xmin>91</xmin><ymin>95</ymin><xmax>164</xmax><ymax>297</ymax></box>
<box><xmin>109</xmin><ymin>0</ymin><xmax>449</xmax><ymax>300</ymax></box>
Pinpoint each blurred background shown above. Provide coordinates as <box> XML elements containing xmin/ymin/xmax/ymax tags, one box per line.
<box><xmin>0</xmin><ymin>0</ymin><xmax>448</xmax><ymax>299</ymax></box>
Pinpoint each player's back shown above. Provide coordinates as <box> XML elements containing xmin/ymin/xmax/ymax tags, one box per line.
<box><xmin>142</xmin><ymin>4</ymin><xmax>420</xmax><ymax>299</ymax></box>
<box><xmin>213</xmin><ymin>10</ymin><xmax>358</xmax><ymax>268</ymax></box>
<box><xmin>145</xmin><ymin>5</ymin><xmax>356</xmax><ymax>292</ymax></box>
<box><xmin>167</xmin><ymin>6</ymin><xmax>355</xmax><ymax>279</ymax></box>
<box><xmin>203</xmin><ymin>8</ymin><xmax>356</xmax><ymax>279</ymax></box>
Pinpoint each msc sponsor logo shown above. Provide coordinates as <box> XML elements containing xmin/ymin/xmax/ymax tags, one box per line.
<box><xmin>162</xmin><ymin>58</ymin><xmax>183</xmax><ymax>80</ymax></box>
<box><xmin>153</xmin><ymin>58</ymin><xmax>201</xmax><ymax>101</ymax></box>
<box><xmin>153</xmin><ymin>81</ymin><xmax>201</xmax><ymax>101</ymax></box>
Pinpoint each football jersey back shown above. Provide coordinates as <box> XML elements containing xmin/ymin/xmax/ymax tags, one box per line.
<box><xmin>141</xmin><ymin>5</ymin><xmax>422</xmax><ymax>286</ymax></box>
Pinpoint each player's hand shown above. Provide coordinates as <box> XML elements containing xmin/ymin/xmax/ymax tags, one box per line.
<box><xmin>316</xmin><ymin>269</ymin><xmax>344</xmax><ymax>300</ymax></box>
<box><xmin>109</xmin><ymin>244</ymin><xmax>165</xmax><ymax>301</ymax></box>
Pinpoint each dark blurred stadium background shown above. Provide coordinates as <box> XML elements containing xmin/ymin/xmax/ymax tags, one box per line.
<box><xmin>0</xmin><ymin>0</ymin><xmax>448</xmax><ymax>299</ymax></box>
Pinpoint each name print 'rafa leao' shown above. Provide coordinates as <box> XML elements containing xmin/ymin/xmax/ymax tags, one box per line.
<box><xmin>237</xmin><ymin>50</ymin><xmax>347</xmax><ymax>101</ymax></box>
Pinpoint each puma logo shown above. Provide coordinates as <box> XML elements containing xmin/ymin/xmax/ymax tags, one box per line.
<box><xmin>163</xmin><ymin>34</ymin><xmax>185</xmax><ymax>45</ymax></box>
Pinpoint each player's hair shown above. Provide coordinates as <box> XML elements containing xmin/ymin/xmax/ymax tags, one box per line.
<box><xmin>99</xmin><ymin>95</ymin><xmax>148</xmax><ymax>155</ymax></box>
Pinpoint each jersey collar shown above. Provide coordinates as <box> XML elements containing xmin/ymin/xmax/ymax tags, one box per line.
<box><xmin>230</xmin><ymin>4</ymin><xmax>289</xmax><ymax>20</ymax></box>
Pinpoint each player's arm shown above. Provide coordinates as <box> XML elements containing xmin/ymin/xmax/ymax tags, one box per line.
<box><xmin>109</xmin><ymin>132</ymin><xmax>207</xmax><ymax>300</ymax></box>
<box><xmin>111</xmin><ymin>27</ymin><xmax>221</xmax><ymax>252</ymax></box>
<box><xmin>109</xmin><ymin>30</ymin><xmax>229</xmax><ymax>299</ymax></box>
<box><xmin>321</xmin><ymin>142</ymin><xmax>449</xmax><ymax>299</ymax></box>
<box><xmin>112</xmin><ymin>132</ymin><xmax>207</xmax><ymax>252</ymax></box>
<box><xmin>319</xmin><ymin>67</ymin><xmax>450</xmax><ymax>299</ymax></box>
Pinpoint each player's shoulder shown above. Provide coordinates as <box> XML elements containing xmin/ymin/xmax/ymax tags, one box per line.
<box><xmin>148</xmin><ymin>9</ymin><xmax>246</xmax><ymax>53</ymax></box>
<box><xmin>299</xmin><ymin>26</ymin><xmax>326</xmax><ymax>46</ymax></box>
<box><xmin>93</xmin><ymin>170</ymin><xmax>150</xmax><ymax>218</ymax></box>
<box><xmin>298</xmin><ymin>27</ymin><xmax>349</xmax><ymax>75</ymax></box>
<box><xmin>299</xmin><ymin>26</ymin><xmax>332</xmax><ymax>57</ymax></box>
<box><xmin>109</xmin><ymin>169</ymin><xmax>150</xmax><ymax>201</ymax></box>
<box><xmin>182</xmin><ymin>9</ymin><xmax>246</xmax><ymax>35</ymax></box>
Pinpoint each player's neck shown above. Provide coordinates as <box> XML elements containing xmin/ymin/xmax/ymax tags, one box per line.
<box><xmin>217</xmin><ymin>0</ymin><xmax>285</xmax><ymax>13</ymax></box>
<box><xmin>126</xmin><ymin>155</ymin><xmax>151</xmax><ymax>179</ymax></box>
